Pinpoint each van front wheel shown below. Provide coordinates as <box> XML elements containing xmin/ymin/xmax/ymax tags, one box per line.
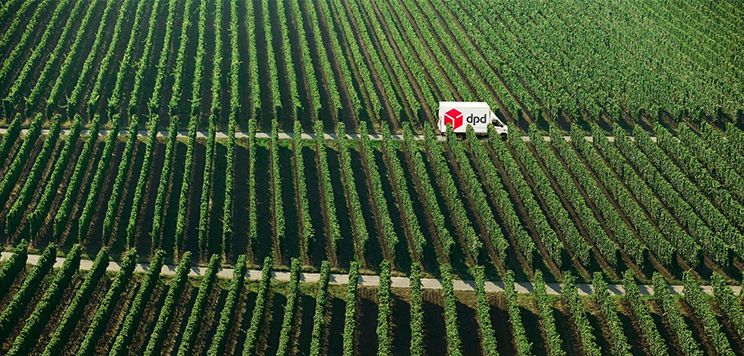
<box><xmin>501</xmin><ymin>133</ymin><xmax>507</xmax><ymax>141</ymax></box>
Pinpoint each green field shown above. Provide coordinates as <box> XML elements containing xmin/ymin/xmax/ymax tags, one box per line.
<box><xmin>1</xmin><ymin>0</ymin><xmax>744</xmax><ymax>354</ymax></box>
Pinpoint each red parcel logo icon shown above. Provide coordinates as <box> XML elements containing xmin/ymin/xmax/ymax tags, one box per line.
<box><xmin>444</xmin><ymin>108</ymin><xmax>463</xmax><ymax>130</ymax></box>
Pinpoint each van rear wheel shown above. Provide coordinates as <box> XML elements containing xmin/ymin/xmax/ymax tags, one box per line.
<box><xmin>500</xmin><ymin>133</ymin><xmax>507</xmax><ymax>141</ymax></box>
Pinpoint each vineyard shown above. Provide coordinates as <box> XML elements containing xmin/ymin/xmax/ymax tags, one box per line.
<box><xmin>2</xmin><ymin>0</ymin><xmax>744</xmax><ymax>354</ymax></box>
<box><xmin>0</xmin><ymin>0</ymin><xmax>742</xmax><ymax>133</ymax></box>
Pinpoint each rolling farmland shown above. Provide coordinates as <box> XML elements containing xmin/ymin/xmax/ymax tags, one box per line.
<box><xmin>1</xmin><ymin>0</ymin><xmax>744</xmax><ymax>354</ymax></box>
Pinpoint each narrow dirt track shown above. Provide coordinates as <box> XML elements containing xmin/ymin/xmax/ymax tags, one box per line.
<box><xmin>1</xmin><ymin>251</ymin><xmax>735</xmax><ymax>296</ymax></box>
<box><xmin>0</xmin><ymin>127</ymin><xmax>660</xmax><ymax>143</ymax></box>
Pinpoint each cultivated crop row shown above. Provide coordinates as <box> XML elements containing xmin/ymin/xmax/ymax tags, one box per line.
<box><xmin>1</xmin><ymin>243</ymin><xmax>744</xmax><ymax>355</ymax></box>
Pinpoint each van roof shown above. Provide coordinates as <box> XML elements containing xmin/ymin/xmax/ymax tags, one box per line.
<box><xmin>439</xmin><ymin>101</ymin><xmax>489</xmax><ymax>108</ymax></box>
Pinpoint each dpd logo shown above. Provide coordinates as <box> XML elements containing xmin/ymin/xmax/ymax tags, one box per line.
<box><xmin>444</xmin><ymin>108</ymin><xmax>463</xmax><ymax>129</ymax></box>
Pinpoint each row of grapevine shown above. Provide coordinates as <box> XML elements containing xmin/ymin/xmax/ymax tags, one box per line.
<box><xmin>402</xmin><ymin>123</ymin><xmax>455</xmax><ymax>258</ymax></box>
<box><xmin>621</xmin><ymin>271</ymin><xmax>668</xmax><ymax>356</ymax></box>
<box><xmin>0</xmin><ymin>113</ymin><xmax>43</xmax><ymax>204</ymax></box>
<box><xmin>591</xmin><ymin>273</ymin><xmax>631</xmax><ymax>355</ymax></box>
<box><xmin>382</xmin><ymin>0</ymin><xmax>455</xmax><ymax>106</ymax></box>
<box><xmin>0</xmin><ymin>0</ymin><xmax>22</xmax><ymax>22</ymax></box>
<box><xmin>409</xmin><ymin>263</ymin><xmax>424</xmax><ymax>356</ymax></box>
<box><xmin>550</xmin><ymin>125</ymin><xmax>646</xmax><ymax>267</ymax></box>
<box><xmin>276</xmin><ymin>258</ymin><xmax>302</xmax><ymax>356</ymax></box>
<box><xmin>423</xmin><ymin>125</ymin><xmax>482</xmax><ymax>261</ymax></box>
<box><xmin>87</xmin><ymin>0</ymin><xmax>146</xmax><ymax>116</ymax></box>
<box><xmin>365</xmin><ymin>0</ymin><xmax>434</xmax><ymax>113</ymax></box>
<box><xmin>174</xmin><ymin>116</ymin><xmax>197</xmax><ymax>255</ymax></box>
<box><xmin>327</xmin><ymin>0</ymin><xmax>381</xmax><ymax>117</ymax></box>
<box><xmin>342</xmin><ymin>0</ymin><xmax>400</xmax><ymax>116</ymax></box>
<box><xmin>271</xmin><ymin>120</ymin><xmax>285</xmax><ymax>250</ymax></box>
<box><xmin>0</xmin><ymin>243</ymin><xmax>57</xmax><ymax>341</ymax></box>
<box><xmin>0</xmin><ymin>0</ymin><xmax>37</xmax><ymax>56</ymax></box>
<box><xmin>529</xmin><ymin>126</ymin><xmax>619</xmax><ymax>267</ymax></box>
<box><xmin>248</xmin><ymin>119</ymin><xmax>258</xmax><ymax>251</ymax></box>
<box><xmin>335</xmin><ymin>122</ymin><xmax>369</xmax><ymax>262</ymax></box>
<box><xmin>473</xmin><ymin>266</ymin><xmax>499</xmax><ymax>356</ymax></box>
<box><xmin>314</xmin><ymin>121</ymin><xmax>341</xmax><ymax>255</ymax></box>
<box><xmin>654</xmin><ymin>124</ymin><xmax>744</xmax><ymax>234</ymax></box>
<box><xmin>260</xmin><ymin>0</ymin><xmax>281</xmax><ymax>112</ymax></box>
<box><xmin>50</xmin><ymin>114</ymin><xmax>100</xmax><ymax>237</ymax></box>
<box><xmin>679</xmin><ymin>124</ymin><xmax>744</xmax><ymax>203</ymax></box>
<box><xmin>221</xmin><ymin>0</ymin><xmax>240</xmax><ymax>258</ymax></box>
<box><xmin>25</xmin><ymin>115</ymin><xmax>78</xmax><ymax>235</ymax></box>
<box><xmin>101</xmin><ymin>119</ymin><xmax>139</xmax><ymax>243</ymax></box>
<box><xmin>165</xmin><ymin>0</ymin><xmax>194</xmax><ymax>114</ymax></box>
<box><xmin>77</xmin><ymin>114</ymin><xmax>122</xmax><ymax>242</ymax></box>
<box><xmin>207</xmin><ymin>255</ymin><xmax>248</xmax><ymax>356</ymax></box>
<box><xmin>274</xmin><ymin>0</ymin><xmax>301</xmax><ymax>118</ymax></box>
<box><xmin>610</xmin><ymin>126</ymin><xmax>706</xmax><ymax>266</ymax></box>
<box><xmin>75</xmin><ymin>249</ymin><xmax>138</xmax><ymax>356</ymax></box>
<box><xmin>632</xmin><ymin>125</ymin><xmax>744</xmax><ymax>243</ymax></box>
<box><xmin>489</xmin><ymin>127</ymin><xmax>563</xmax><ymax>266</ymax></box>
<box><xmin>244</xmin><ymin>0</ymin><xmax>259</xmax><ymax>117</ymax></box>
<box><xmin>352</xmin><ymin>1</ymin><xmax>422</xmax><ymax>115</ymax></box>
<box><xmin>318</xmin><ymin>0</ymin><xmax>363</xmax><ymax>115</ymax></box>
<box><xmin>342</xmin><ymin>261</ymin><xmax>359</xmax><ymax>356</ymax></box>
<box><xmin>5</xmin><ymin>244</ymin><xmax>81</xmax><ymax>356</ymax></box>
<box><xmin>127</xmin><ymin>0</ymin><xmax>178</xmax><ymax>243</ymax></box>
<box><xmin>702</xmin><ymin>123</ymin><xmax>744</xmax><ymax>177</ymax></box>
<box><xmin>654</xmin><ymin>126</ymin><xmax>744</xmax><ymax>258</ymax></box>
<box><xmin>711</xmin><ymin>273</ymin><xmax>744</xmax><ymax>340</ymax></box>
<box><xmin>359</xmin><ymin>122</ymin><xmax>398</xmax><ymax>261</ymax></box>
<box><xmin>396</xmin><ymin>0</ymin><xmax>476</xmax><ymax>110</ymax></box>
<box><xmin>294</xmin><ymin>120</ymin><xmax>313</xmax><ymax>257</ymax></box>
<box><xmin>376</xmin><ymin>260</ymin><xmax>392</xmax><ymax>355</ymax></box>
<box><xmin>562</xmin><ymin>272</ymin><xmax>601</xmax><ymax>356</ymax></box>
<box><xmin>143</xmin><ymin>251</ymin><xmax>193</xmax><ymax>355</ymax></box>
<box><xmin>151</xmin><ymin>116</ymin><xmax>180</xmax><ymax>248</ymax></box>
<box><xmin>208</xmin><ymin>0</ymin><xmax>222</xmax><ymax>118</ymax></box>
<box><xmin>176</xmin><ymin>254</ymin><xmax>220</xmax><ymax>356</ymax></box>
<box><xmin>430</xmin><ymin>0</ymin><xmax>520</xmax><ymax>117</ymax></box>
<box><xmin>5</xmin><ymin>113</ymin><xmax>63</xmax><ymax>233</ymax></box>
<box><xmin>651</xmin><ymin>273</ymin><xmax>702</xmax><ymax>356</ymax></box>
<box><xmin>503</xmin><ymin>270</ymin><xmax>531</xmax><ymax>356</ymax></box>
<box><xmin>381</xmin><ymin>123</ymin><xmax>425</xmax><ymax>258</ymax></box>
<box><xmin>136</xmin><ymin>0</ymin><xmax>179</xmax><ymax>115</ymax></box>
<box><xmin>533</xmin><ymin>270</ymin><xmax>564</xmax><ymax>356</ymax></box>
<box><xmin>309</xmin><ymin>261</ymin><xmax>331</xmax><ymax>356</ymax></box>
<box><xmin>682</xmin><ymin>271</ymin><xmax>735</xmax><ymax>356</ymax></box>
<box><xmin>726</xmin><ymin>124</ymin><xmax>744</xmax><ymax>158</ymax></box>
<box><xmin>508</xmin><ymin>130</ymin><xmax>591</xmax><ymax>265</ymax></box>
<box><xmin>421</xmin><ymin>0</ymin><xmax>498</xmax><ymax>107</ymax></box>
<box><xmin>45</xmin><ymin>0</ymin><xmax>115</xmax><ymax>116</ymax></box>
<box><xmin>65</xmin><ymin>0</ymin><xmax>133</xmax><ymax>116</ymax></box>
<box><xmin>243</xmin><ymin>257</ymin><xmax>274</xmax><ymax>356</ymax></box>
<box><xmin>0</xmin><ymin>0</ymin><xmax>55</xmax><ymax>90</ymax></box>
<box><xmin>172</xmin><ymin>0</ymin><xmax>204</xmax><ymax>249</ymax></box>
<box><xmin>153</xmin><ymin>0</ymin><xmax>195</xmax><ymax>250</ymax></box>
<box><xmin>0</xmin><ymin>114</ymin><xmax>21</xmax><ymax>164</ymax></box>
<box><xmin>108</xmin><ymin>0</ymin><xmax>161</xmax><ymax>115</ymax></box>
<box><xmin>572</xmin><ymin>125</ymin><xmax>673</xmax><ymax>266</ymax></box>
<box><xmin>443</xmin><ymin>126</ymin><xmax>510</xmax><ymax>263</ymax></box>
<box><xmin>0</xmin><ymin>240</ymin><xmax>28</xmax><ymax>296</ymax></box>
<box><xmin>197</xmin><ymin>123</ymin><xmax>216</xmax><ymax>256</ymax></box>
<box><xmin>1</xmin><ymin>0</ymin><xmax>81</xmax><ymax>115</ymax></box>
<box><xmin>287</xmin><ymin>0</ymin><xmax>320</xmax><ymax>118</ymax></box>
<box><xmin>109</xmin><ymin>250</ymin><xmax>166</xmax><ymax>356</ymax></box>
<box><xmin>301</xmin><ymin>0</ymin><xmax>341</xmax><ymax>115</ymax></box>
<box><xmin>465</xmin><ymin>127</ymin><xmax>538</xmax><ymax>265</ymax></box>
<box><xmin>41</xmin><ymin>247</ymin><xmax>110</xmax><ymax>356</ymax></box>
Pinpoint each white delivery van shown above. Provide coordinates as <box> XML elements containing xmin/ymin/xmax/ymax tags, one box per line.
<box><xmin>438</xmin><ymin>101</ymin><xmax>508</xmax><ymax>140</ymax></box>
